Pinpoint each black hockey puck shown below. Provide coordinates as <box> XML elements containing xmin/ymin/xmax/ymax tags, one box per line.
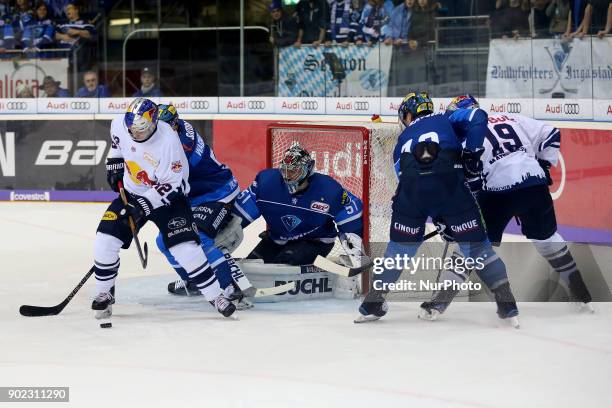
<box><xmin>100</xmin><ymin>322</ymin><xmax>112</xmax><ymax>329</ymax></box>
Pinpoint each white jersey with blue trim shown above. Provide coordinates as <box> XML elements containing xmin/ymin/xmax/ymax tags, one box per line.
<box><xmin>482</xmin><ymin>113</ymin><xmax>560</xmax><ymax>192</ymax></box>
<box><xmin>108</xmin><ymin>118</ymin><xmax>190</xmax><ymax>209</ymax></box>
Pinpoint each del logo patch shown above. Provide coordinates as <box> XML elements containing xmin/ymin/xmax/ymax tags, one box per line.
<box><xmin>171</xmin><ymin>161</ymin><xmax>183</xmax><ymax>173</ymax></box>
<box><xmin>281</xmin><ymin>215</ymin><xmax>302</xmax><ymax>232</ymax></box>
<box><xmin>102</xmin><ymin>211</ymin><xmax>117</xmax><ymax>221</ymax></box>
<box><xmin>310</xmin><ymin>201</ymin><xmax>330</xmax><ymax>213</ymax></box>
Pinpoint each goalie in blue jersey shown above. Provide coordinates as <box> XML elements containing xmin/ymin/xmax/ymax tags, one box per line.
<box><xmin>233</xmin><ymin>144</ymin><xmax>365</xmax><ymax>266</ymax></box>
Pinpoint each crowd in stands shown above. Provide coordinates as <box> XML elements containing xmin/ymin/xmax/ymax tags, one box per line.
<box><xmin>0</xmin><ymin>0</ymin><xmax>95</xmax><ymax>56</ymax></box>
<box><xmin>269</xmin><ymin>0</ymin><xmax>612</xmax><ymax>48</ymax></box>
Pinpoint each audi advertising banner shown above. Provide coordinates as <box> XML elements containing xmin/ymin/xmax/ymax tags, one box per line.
<box><xmin>0</xmin><ymin>59</ymin><xmax>69</xmax><ymax>99</ymax></box>
<box><xmin>0</xmin><ymin>119</ymin><xmax>212</xmax><ymax>199</ymax></box>
<box><xmin>277</xmin><ymin>44</ymin><xmax>393</xmax><ymax>97</ymax></box>
<box><xmin>486</xmin><ymin>37</ymin><xmax>612</xmax><ymax>99</ymax></box>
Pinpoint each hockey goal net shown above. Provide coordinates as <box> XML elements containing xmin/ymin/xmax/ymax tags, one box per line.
<box><xmin>267</xmin><ymin>122</ymin><xmax>459</xmax><ymax>300</ymax></box>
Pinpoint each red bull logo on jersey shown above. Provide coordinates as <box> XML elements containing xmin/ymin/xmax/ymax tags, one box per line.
<box><xmin>171</xmin><ymin>160</ymin><xmax>183</xmax><ymax>173</ymax></box>
<box><xmin>126</xmin><ymin>160</ymin><xmax>155</xmax><ymax>186</ymax></box>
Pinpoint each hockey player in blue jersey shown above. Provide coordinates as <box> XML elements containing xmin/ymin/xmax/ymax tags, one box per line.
<box><xmin>150</xmin><ymin>104</ymin><xmax>250</xmax><ymax>305</ymax></box>
<box><xmin>233</xmin><ymin>144</ymin><xmax>364</xmax><ymax>266</ymax></box>
<box><xmin>356</xmin><ymin>91</ymin><xmax>519</xmax><ymax>326</ymax></box>
<box><xmin>431</xmin><ymin>94</ymin><xmax>593</xmax><ymax>309</ymax></box>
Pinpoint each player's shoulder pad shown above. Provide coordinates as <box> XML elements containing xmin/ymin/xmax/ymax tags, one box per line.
<box><xmin>256</xmin><ymin>168</ymin><xmax>283</xmax><ymax>184</ymax></box>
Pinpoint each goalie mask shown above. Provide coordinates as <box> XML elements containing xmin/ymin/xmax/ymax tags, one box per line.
<box><xmin>280</xmin><ymin>145</ymin><xmax>314</xmax><ymax>194</ymax></box>
<box><xmin>124</xmin><ymin>98</ymin><xmax>159</xmax><ymax>142</ymax></box>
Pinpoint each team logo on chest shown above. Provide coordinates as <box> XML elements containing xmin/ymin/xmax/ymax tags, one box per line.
<box><xmin>310</xmin><ymin>201</ymin><xmax>330</xmax><ymax>213</ymax></box>
<box><xmin>292</xmin><ymin>198</ymin><xmax>298</xmax><ymax>205</ymax></box>
<box><xmin>281</xmin><ymin>215</ymin><xmax>302</xmax><ymax>232</ymax></box>
<box><xmin>126</xmin><ymin>161</ymin><xmax>154</xmax><ymax>186</ymax></box>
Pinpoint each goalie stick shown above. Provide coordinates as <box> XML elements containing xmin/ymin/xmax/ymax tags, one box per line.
<box><xmin>314</xmin><ymin>229</ymin><xmax>439</xmax><ymax>277</ymax></box>
<box><xmin>19</xmin><ymin>267</ymin><xmax>95</xmax><ymax>317</ymax></box>
<box><xmin>243</xmin><ymin>281</ymin><xmax>296</xmax><ymax>298</ymax></box>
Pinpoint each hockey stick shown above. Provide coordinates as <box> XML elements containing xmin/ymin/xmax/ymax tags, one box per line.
<box><xmin>19</xmin><ymin>267</ymin><xmax>95</xmax><ymax>317</ymax></box>
<box><xmin>118</xmin><ymin>181</ymin><xmax>148</xmax><ymax>269</ymax></box>
<box><xmin>314</xmin><ymin>229</ymin><xmax>439</xmax><ymax>277</ymax></box>
<box><xmin>243</xmin><ymin>281</ymin><xmax>296</xmax><ymax>298</ymax></box>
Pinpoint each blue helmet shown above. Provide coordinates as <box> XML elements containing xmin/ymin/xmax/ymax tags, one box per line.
<box><xmin>125</xmin><ymin>98</ymin><xmax>159</xmax><ymax>141</ymax></box>
<box><xmin>158</xmin><ymin>104</ymin><xmax>179</xmax><ymax>131</ymax></box>
<box><xmin>446</xmin><ymin>94</ymin><xmax>479</xmax><ymax>112</ymax></box>
<box><xmin>398</xmin><ymin>91</ymin><xmax>434</xmax><ymax>128</ymax></box>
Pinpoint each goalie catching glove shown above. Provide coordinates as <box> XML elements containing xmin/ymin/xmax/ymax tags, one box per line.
<box><xmin>340</xmin><ymin>232</ymin><xmax>366</xmax><ymax>268</ymax></box>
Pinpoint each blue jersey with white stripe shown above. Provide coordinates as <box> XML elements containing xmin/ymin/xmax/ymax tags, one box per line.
<box><xmin>234</xmin><ymin>169</ymin><xmax>363</xmax><ymax>244</ymax></box>
<box><xmin>177</xmin><ymin>120</ymin><xmax>239</xmax><ymax>206</ymax></box>
<box><xmin>392</xmin><ymin>109</ymin><xmax>488</xmax><ymax>176</ymax></box>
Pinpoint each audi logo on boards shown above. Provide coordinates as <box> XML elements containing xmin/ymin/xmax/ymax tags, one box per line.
<box><xmin>506</xmin><ymin>103</ymin><xmax>521</xmax><ymax>113</ymax></box>
<box><xmin>247</xmin><ymin>100</ymin><xmax>266</xmax><ymax>110</ymax></box>
<box><xmin>564</xmin><ymin>103</ymin><xmax>580</xmax><ymax>115</ymax></box>
<box><xmin>190</xmin><ymin>100</ymin><xmax>210</xmax><ymax>110</ymax></box>
<box><xmin>301</xmin><ymin>101</ymin><xmax>319</xmax><ymax>111</ymax></box>
<box><xmin>6</xmin><ymin>101</ymin><xmax>28</xmax><ymax>110</ymax></box>
<box><xmin>70</xmin><ymin>101</ymin><xmax>91</xmax><ymax>110</ymax></box>
<box><xmin>354</xmin><ymin>101</ymin><xmax>369</xmax><ymax>111</ymax></box>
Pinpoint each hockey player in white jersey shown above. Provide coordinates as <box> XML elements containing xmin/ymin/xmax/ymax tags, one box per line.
<box><xmin>93</xmin><ymin>98</ymin><xmax>236</xmax><ymax>318</ymax></box>
<box><xmin>431</xmin><ymin>95</ymin><xmax>592</xmax><ymax>310</ymax></box>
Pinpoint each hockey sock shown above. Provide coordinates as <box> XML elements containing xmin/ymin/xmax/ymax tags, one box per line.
<box><xmin>156</xmin><ymin>233</ymin><xmax>190</xmax><ymax>280</ymax></box>
<box><xmin>531</xmin><ymin>233</ymin><xmax>578</xmax><ymax>284</ymax></box>
<box><xmin>169</xmin><ymin>241</ymin><xmax>221</xmax><ymax>301</ymax></box>
<box><xmin>93</xmin><ymin>232</ymin><xmax>122</xmax><ymax>294</ymax></box>
<box><xmin>462</xmin><ymin>241</ymin><xmax>509</xmax><ymax>290</ymax></box>
<box><xmin>374</xmin><ymin>241</ymin><xmax>421</xmax><ymax>287</ymax></box>
<box><xmin>205</xmin><ymin>246</ymin><xmax>233</xmax><ymax>289</ymax></box>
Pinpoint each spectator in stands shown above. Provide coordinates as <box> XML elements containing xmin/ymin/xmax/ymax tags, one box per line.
<box><xmin>55</xmin><ymin>2</ymin><xmax>94</xmax><ymax>48</ymax></box>
<box><xmin>388</xmin><ymin>0</ymin><xmax>415</xmax><ymax>45</ymax></box>
<box><xmin>532</xmin><ymin>0</ymin><xmax>552</xmax><ymax>37</ymax></box>
<box><xmin>269</xmin><ymin>1</ymin><xmax>300</xmax><ymax>47</ymax></box>
<box><xmin>408</xmin><ymin>0</ymin><xmax>442</xmax><ymax>49</ymax></box>
<box><xmin>21</xmin><ymin>2</ymin><xmax>55</xmax><ymax>51</ymax></box>
<box><xmin>295</xmin><ymin>0</ymin><xmax>327</xmax><ymax>47</ymax></box>
<box><xmin>16</xmin><ymin>83</ymin><xmax>35</xmax><ymax>97</ymax></box>
<box><xmin>360</xmin><ymin>0</ymin><xmax>391</xmax><ymax>45</ymax></box>
<box><xmin>0</xmin><ymin>0</ymin><xmax>11</xmax><ymax>17</ymax></box>
<box><xmin>568</xmin><ymin>0</ymin><xmax>589</xmax><ymax>37</ymax></box>
<box><xmin>579</xmin><ymin>0</ymin><xmax>612</xmax><ymax>37</ymax></box>
<box><xmin>491</xmin><ymin>0</ymin><xmax>530</xmax><ymax>38</ymax></box>
<box><xmin>596</xmin><ymin>0</ymin><xmax>611</xmax><ymax>37</ymax></box>
<box><xmin>38</xmin><ymin>75</ymin><xmax>69</xmax><ymax>97</ymax></box>
<box><xmin>325</xmin><ymin>0</ymin><xmax>363</xmax><ymax>46</ymax></box>
<box><xmin>47</xmin><ymin>0</ymin><xmax>71</xmax><ymax>19</ymax></box>
<box><xmin>0</xmin><ymin>14</ymin><xmax>16</xmax><ymax>54</ymax></box>
<box><xmin>546</xmin><ymin>0</ymin><xmax>572</xmax><ymax>37</ymax></box>
<box><xmin>76</xmin><ymin>70</ymin><xmax>110</xmax><ymax>97</ymax></box>
<box><xmin>133</xmin><ymin>67</ymin><xmax>162</xmax><ymax>97</ymax></box>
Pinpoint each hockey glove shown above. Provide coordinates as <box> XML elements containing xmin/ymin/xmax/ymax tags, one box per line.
<box><xmin>433</xmin><ymin>219</ymin><xmax>455</xmax><ymax>243</ymax></box>
<box><xmin>461</xmin><ymin>147</ymin><xmax>484</xmax><ymax>179</ymax></box>
<box><xmin>214</xmin><ymin>214</ymin><xmax>244</xmax><ymax>254</ymax></box>
<box><xmin>106</xmin><ymin>158</ymin><xmax>125</xmax><ymax>192</ymax></box>
<box><xmin>119</xmin><ymin>194</ymin><xmax>152</xmax><ymax>225</ymax></box>
<box><xmin>340</xmin><ymin>232</ymin><xmax>365</xmax><ymax>268</ymax></box>
<box><xmin>538</xmin><ymin>159</ymin><xmax>553</xmax><ymax>186</ymax></box>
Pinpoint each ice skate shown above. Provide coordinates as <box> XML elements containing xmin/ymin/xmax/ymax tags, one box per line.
<box><xmin>211</xmin><ymin>294</ymin><xmax>236</xmax><ymax>318</ymax></box>
<box><xmin>224</xmin><ymin>285</ymin><xmax>253</xmax><ymax>310</ymax></box>
<box><xmin>354</xmin><ymin>290</ymin><xmax>388</xmax><ymax>323</ymax></box>
<box><xmin>167</xmin><ymin>278</ymin><xmax>201</xmax><ymax>296</ymax></box>
<box><xmin>92</xmin><ymin>288</ymin><xmax>115</xmax><ymax>320</ymax></box>
<box><xmin>492</xmin><ymin>282</ymin><xmax>520</xmax><ymax>328</ymax></box>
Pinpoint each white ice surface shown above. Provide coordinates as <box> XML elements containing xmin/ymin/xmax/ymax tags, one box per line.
<box><xmin>1</xmin><ymin>203</ymin><xmax>611</xmax><ymax>408</ymax></box>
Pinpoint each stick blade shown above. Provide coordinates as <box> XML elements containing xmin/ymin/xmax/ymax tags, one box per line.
<box><xmin>19</xmin><ymin>304</ymin><xmax>61</xmax><ymax>317</ymax></box>
<box><xmin>314</xmin><ymin>255</ymin><xmax>352</xmax><ymax>277</ymax></box>
<box><xmin>143</xmin><ymin>242</ymin><xmax>149</xmax><ymax>268</ymax></box>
